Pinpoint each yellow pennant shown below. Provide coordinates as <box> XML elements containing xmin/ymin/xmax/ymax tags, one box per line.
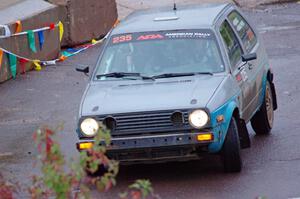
<box><xmin>58</xmin><ymin>21</ymin><xmax>64</xmax><ymax>41</ymax></box>
<box><xmin>15</xmin><ymin>20</ymin><xmax>22</xmax><ymax>33</ymax></box>
<box><xmin>33</xmin><ymin>60</ymin><xmax>42</xmax><ymax>71</ymax></box>
<box><xmin>0</xmin><ymin>50</ymin><xmax>3</xmax><ymax>71</ymax></box>
<box><xmin>91</xmin><ymin>39</ymin><xmax>98</xmax><ymax>44</ymax></box>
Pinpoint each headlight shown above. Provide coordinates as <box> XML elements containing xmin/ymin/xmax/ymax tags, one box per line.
<box><xmin>189</xmin><ymin>110</ymin><xmax>209</xmax><ymax>129</ymax></box>
<box><xmin>80</xmin><ymin>118</ymin><xmax>99</xmax><ymax>137</ymax></box>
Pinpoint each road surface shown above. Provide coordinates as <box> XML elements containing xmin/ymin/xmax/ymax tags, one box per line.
<box><xmin>0</xmin><ymin>2</ymin><xmax>300</xmax><ymax>199</ymax></box>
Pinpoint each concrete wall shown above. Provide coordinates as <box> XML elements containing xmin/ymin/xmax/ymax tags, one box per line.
<box><xmin>49</xmin><ymin>0</ymin><xmax>118</xmax><ymax>46</ymax></box>
<box><xmin>0</xmin><ymin>0</ymin><xmax>118</xmax><ymax>83</ymax></box>
<box><xmin>0</xmin><ymin>0</ymin><xmax>61</xmax><ymax>83</ymax></box>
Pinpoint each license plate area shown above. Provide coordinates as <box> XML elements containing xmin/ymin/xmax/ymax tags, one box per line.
<box><xmin>109</xmin><ymin>133</ymin><xmax>211</xmax><ymax>150</ymax></box>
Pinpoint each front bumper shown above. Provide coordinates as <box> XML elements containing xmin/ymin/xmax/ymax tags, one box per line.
<box><xmin>77</xmin><ymin>132</ymin><xmax>214</xmax><ymax>164</ymax></box>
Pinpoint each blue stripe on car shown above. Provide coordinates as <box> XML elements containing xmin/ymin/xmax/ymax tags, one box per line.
<box><xmin>208</xmin><ymin>94</ymin><xmax>239</xmax><ymax>153</ymax></box>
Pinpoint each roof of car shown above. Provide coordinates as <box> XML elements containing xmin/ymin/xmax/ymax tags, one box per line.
<box><xmin>112</xmin><ymin>3</ymin><xmax>232</xmax><ymax>35</ymax></box>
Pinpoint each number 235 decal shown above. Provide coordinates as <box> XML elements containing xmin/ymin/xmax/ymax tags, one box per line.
<box><xmin>112</xmin><ymin>35</ymin><xmax>132</xmax><ymax>44</ymax></box>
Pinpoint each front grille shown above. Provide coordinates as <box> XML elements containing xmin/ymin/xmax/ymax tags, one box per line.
<box><xmin>96</xmin><ymin>110</ymin><xmax>191</xmax><ymax>136</ymax></box>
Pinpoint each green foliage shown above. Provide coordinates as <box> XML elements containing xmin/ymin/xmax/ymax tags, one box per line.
<box><xmin>30</xmin><ymin>127</ymin><xmax>76</xmax><ymax>198</ymax></box>
<box><xmin>121</xmin><ymin>179</ymin><xmax>160</xmax><ymax>199</ymax></box>
<box><xmin>28</xmin><ymin>125</ymin><xmax>156</xmax><ymax>199</ymax></box>
<box><xmin>129</xmin><ymin>180</ymin><xmax>153</xmax><ymax>198</ymax></box>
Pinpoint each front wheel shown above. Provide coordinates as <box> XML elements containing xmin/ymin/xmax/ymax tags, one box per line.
<box><xmin>85</xmin><ymin>164</ymin><xmax>108</xmax><ymax>177</ymax></box>
<box><xmin>251</xmin><ymin>81</ymin><xmax>274</xmax><ymax>135</ymax></box>
<box><xmin>221</xmin><ymin>118</ymin><xmax>242</xmax><ymax>173</ymax></box>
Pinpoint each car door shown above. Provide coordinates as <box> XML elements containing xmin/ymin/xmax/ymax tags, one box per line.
<box><xmin>219</xmin><ymin>20</ymin><xmax>253</xmax><ymax>121</ymax></box>
<box><xmin>227</xmin><ymin>10</ymin><xmax>264</xmax><ymax>120</ymax></box>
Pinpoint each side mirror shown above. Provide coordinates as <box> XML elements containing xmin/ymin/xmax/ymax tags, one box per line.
<box><xmin>76</xmin><ymin>66</ymin><xmax>89</xmax><ymax>74</ymax></box>
<box><xmin>242</xmin><ymin>53</ymin><xmax>257</xmax><ymax>62</ymax></box>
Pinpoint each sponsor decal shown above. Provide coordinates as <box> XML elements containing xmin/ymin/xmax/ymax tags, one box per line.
<box><xmin>165</xmin><ymin>32</ymin><xmax>211</xmax><ymax>38</ymax></box>
<box><xmin>236</xmin><ymin>73</ymin><xmax>242</xmax><ymax>82</ymax></box>
<box><xmin>137</xmin><ymin>34</ymin><xmax>164</xmax><ymax>40</ymax></box>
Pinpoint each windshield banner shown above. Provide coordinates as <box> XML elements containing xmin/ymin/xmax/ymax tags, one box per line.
<box><xmin>110</xmin><ymin>29</ymin><xmax>214</xmax><ymax>45</ymax></box>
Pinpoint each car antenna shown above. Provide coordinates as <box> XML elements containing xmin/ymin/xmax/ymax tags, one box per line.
<box><xmin>173</xmin><ymin>1</ymin><xmax>177</xmax><ymax>11</ymax></box>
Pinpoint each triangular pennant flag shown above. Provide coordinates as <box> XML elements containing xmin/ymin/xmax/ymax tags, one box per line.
<box><xmin>113</xmin><ymin>19</ymin><xmax>120</xmax><ymax>28</ymax></box>
<box><xmin>61</xmin><ymin>51</ymin><xmax>72</xmax><ymax>57</ymax></box>
<box><xmin>66</xmin><ymin>48</ymin><xmax>78</xmax><ymax>53</ymax></box>
<box><xmin>33</xmin><ymin>60</ymin><xmax>42</xmax><ymax>71</ymax></box>
<box><xmin>49</xmin><ymin>23</ymin><xmax>55</xmax><ymax>30</ymax></box>
<box><xmin>0</xmin><ymin>50</ymin><xmax>3</xmax><ymax>73</ymax></box>
<box><xmin>19</xmin><ymin>58</ymin><xmax>28</xmax><ymax>74</ymax></box>
<box><xmin>7</xmin><ymin>53</ymin><xmax>17</xmax><ymax>79</ymax></box>
<box><xmin>91</xmin><ymin>39</ymin><xmax>98</xmax><ymax>44</ymax></box>
<box><xmin>58</xmin><ymin>21</ymin><xmax>64</xmax><ymax>42</ymax></box>
<box><xmin>27</xmin><ymin>30</ymin><xmax>37</xmax><ymax>53</ymax></box>
<box><xmin>59</xmin><ymin>55</ymin><xmax>67</xmax><ymax>62</ymax></box>
<box><xmin>42</xmin><ymin>60</ymin><xmax>56</xmax><ymax>66</ymax></box>
<box><xmin>15</xmin><ymin>20</ymin><xmax>22</xmax><ymax>33</ymax></box>
<box><xmin>37</xmin><ymin>30</ymin><xmax>44</xmax><ymax>50</ymax></box>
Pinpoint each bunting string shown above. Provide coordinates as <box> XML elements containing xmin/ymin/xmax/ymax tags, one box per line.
<box><xmin>0</xmin><ymin>22</ymin><xmax>60</xmax><ymax>39</ymax></box>
<box><xmin>0</xmin><ymin>38</ymin><xmax>103</xmax><ymax>67</ymax></box>
<box><xmin>0</xmin><ymin>20</ymin><xmax>111</xmax><ymax>79</ymax></box>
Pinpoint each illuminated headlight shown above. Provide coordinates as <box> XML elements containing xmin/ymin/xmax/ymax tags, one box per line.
<box><xmin>80</xmin><ymin>118</ymin><xmax>99</xmax><ymax>137</ymax></box>
<box><xmin>188</xmin><ymin>110</ymin><xmax>209</xmax><ymax>129</ymax></box>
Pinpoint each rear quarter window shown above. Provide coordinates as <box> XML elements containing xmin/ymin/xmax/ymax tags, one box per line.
<box><xmin>228</xmin><ymin>11</ymin><xmax>257</xmax><ymax>53</ymax></box>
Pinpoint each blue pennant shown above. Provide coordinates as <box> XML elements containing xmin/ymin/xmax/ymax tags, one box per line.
<box><xmin>37</xmin><ymin>30</ymin><xmax>44</xmax><ymax>50</ymax></box>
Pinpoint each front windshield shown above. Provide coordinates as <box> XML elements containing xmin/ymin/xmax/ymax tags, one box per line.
<box><xmin>94</xmin><ymin>29</ymin><xmax>224</xmax><ymax>80</ymax></box>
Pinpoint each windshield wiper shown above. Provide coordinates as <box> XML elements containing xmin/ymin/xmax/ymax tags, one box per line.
<box><xmin>151</xmin><ymin>72</ymin><xmax>213</xmax><ymax>79</ymax></box>
<box><xmin>96</xmin><ymin>72</ymin><xmax>154</xmax><ymax>80</ymax></box>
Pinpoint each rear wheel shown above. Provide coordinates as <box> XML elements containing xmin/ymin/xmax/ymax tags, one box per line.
<box><xmin>222</xmin><ymin>117</ymin><xmax>242</xmax><ymax>173</ymax></box>
<box><xmin>251</xmin><ymin>81</ymin><xmax>274</xmax><ymax>135</ymax></box>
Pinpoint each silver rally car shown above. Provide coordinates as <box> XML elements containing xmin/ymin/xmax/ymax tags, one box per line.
<box><xmin>76</xmin><ymin>3</ymin><xmax>277</xmax><ymax>172</ymax></box>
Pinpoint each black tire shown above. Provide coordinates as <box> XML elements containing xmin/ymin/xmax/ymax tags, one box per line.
<box><xmin>85</xmin><ymin>164</ymin><xmax>108</xmax><ymax>177</ymax></box>
<box><xmin>251</xmin><ymin>81</ymin><xmax>274</xmax><ymax>135</ymax></box>
<box><xmin>222</xmin><ymin>118</ymin><xmax>242</xmax><ymax>173</ymax></box>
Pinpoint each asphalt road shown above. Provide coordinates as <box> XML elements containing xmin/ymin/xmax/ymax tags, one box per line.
<box><xmin>1</xmin><ymin>2</ymin><xmax>300</xmax><ymax>199</ymax></box>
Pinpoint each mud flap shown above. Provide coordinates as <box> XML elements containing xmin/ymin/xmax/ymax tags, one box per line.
<box><xmin>268</xmin><ymin>72</ymin><xmax>278</xmax><ymax>111</ymax></box>
<box><xmin>270</xmin><ymin>82</ymin><xmax>278</xmax><ymax>111</ymax></box>
<box><xmin>237</xmin><ymin>119</ymin><xmax>250</xmax><ymax>149</ymax></box>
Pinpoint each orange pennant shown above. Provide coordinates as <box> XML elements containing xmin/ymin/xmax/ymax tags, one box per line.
<box><xmin>0</xmin><ymin>50</ymin><xmax>3</xmax><ymax>72</ymax></box>
<box><xmin>113</xmin><ymin>19</ymin><xmax>120</xmax><ymax>28</ymax></box>
<box><xmin>15</xmin><ymin>21</ymin><xmax>22</xmax><ymax>33</ymax></box>
<box><xmin>59</xmin><ymin>55</ymin><xmax>67</xmax><ymax>62</ymax></box>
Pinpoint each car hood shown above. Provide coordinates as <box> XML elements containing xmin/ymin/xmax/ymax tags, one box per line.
<box><xmin>81</xmin><ymin>75</ymin><xmax>225</xmax><ymax>116</ymax></box>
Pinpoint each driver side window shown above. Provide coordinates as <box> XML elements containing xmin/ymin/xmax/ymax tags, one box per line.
<box><xmin>220</xmin><ymin>20</ymin><xmax>243</xmax><ymax>69</ymax></box>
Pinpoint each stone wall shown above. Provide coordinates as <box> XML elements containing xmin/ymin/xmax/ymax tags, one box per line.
<box><xmin>0</xmin><ymin>0</ymin><xmax>118</xmax><ymax>83</ymax></box>
<box><xmin>48</xmin><ymin>0</ymin><xmax>118</xmax><ymax>46</ymax></box>
<box><xmin>0</xmin><ymin>0</ymin><xmax>61</xmax><ymax>83</ymax></box>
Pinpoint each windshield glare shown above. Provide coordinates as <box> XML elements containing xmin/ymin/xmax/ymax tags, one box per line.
<box><xmin>95</xmin><ymin>30</ymin><xmax>224</xmax><ymax>80</ymax></box>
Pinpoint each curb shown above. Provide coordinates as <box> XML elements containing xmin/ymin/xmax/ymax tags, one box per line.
<box><xmin>233</xmin><ymin>0</ymin><xmax>298</xmax><ymax>8</ymax></box>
